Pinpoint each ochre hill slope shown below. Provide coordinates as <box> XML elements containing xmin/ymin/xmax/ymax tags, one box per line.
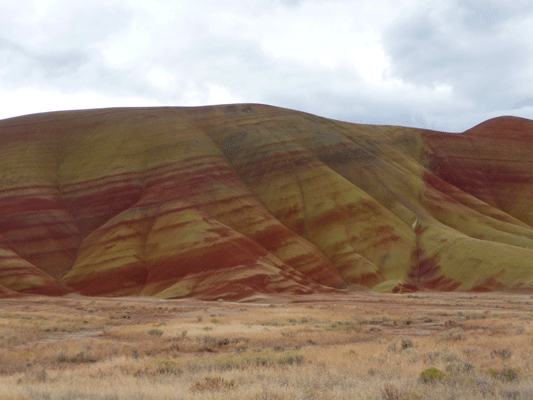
<box><xmin>1</xmin><ymin>105</ymin><xmax>533</xmax><ymax>300</ymax></box>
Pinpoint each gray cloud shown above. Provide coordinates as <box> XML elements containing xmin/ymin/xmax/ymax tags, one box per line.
<box><xmin>0</xmin><ymin>37</ymin><xmax>156</xmax><ymax>99</ymax></box>
<box><xmin>0</xmin><ymin>0</ymin><xmax>138</xmax><ymax>93</ymax></box>
<box><xmin>383</xmin><ymin>0</ymin><xmax>533</xmax><ymax>112</ymax></box>
<box><xmin>0</xmin><ymin>38</ymin><xmax>88</xmax><ymax>87</ymax></box>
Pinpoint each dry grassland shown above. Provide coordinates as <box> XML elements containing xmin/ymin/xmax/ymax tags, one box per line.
<box><xmin>1</xmin><ymin>291</ymin><xmax>533</xmax><ymax>399</ymax></box>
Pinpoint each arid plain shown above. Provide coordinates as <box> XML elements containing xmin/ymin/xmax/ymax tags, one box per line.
<box><xmin>2</xmin><ymin>291</ymin><xmax>533</xmax><ymax>399</ymax></box>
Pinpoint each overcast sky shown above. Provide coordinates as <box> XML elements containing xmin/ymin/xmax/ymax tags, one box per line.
<box><xmin>2</xmin><ymin>0</ymin><xmax>533</xmax><ymax>132</ymax></box>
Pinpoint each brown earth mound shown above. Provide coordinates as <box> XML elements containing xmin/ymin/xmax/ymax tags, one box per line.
<box><xmin>1</xmin><ymin>105</ymin><xmax>532</xmax><ymax>300</ymax></box>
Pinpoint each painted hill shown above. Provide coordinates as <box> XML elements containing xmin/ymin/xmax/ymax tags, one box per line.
<box><xmin>1</xmin><ymin>105</ymin><xmax>533</xmax><ymax>300</ymax></box>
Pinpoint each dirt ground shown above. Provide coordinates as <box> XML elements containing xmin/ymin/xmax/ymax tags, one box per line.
<box><xmin>1</xmin><ymin>291</ymin><xmax>533</xmax><ymax>399</ymax></box>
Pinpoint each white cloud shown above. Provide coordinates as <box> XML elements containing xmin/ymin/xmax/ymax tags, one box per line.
<box><xmin>0</xmin><ymin>87</ymin><xmax>163</xmax><ymax>120</ymax></box>
<box><xmin>1</xmin><ymin>0</ymin><xmax>533</xmax><ymax>132</ymax></box>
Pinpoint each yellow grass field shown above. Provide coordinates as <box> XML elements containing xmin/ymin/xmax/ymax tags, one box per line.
<box><xmin>1</xmin><ymin>291</ymin><xmax>533</xmax><ymax>399</ymax></box>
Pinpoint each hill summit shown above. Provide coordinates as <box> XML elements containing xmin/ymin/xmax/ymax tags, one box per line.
<box><xmin>1</xmin><ymin>105</ymin><xmax>533</xmax><ymax>300</ymax></box>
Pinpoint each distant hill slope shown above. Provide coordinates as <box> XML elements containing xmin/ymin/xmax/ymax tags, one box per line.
<box><xmin>1</xmin><ymin>105</ymin><xmax>533</xmax><ymax>300</ymax></box>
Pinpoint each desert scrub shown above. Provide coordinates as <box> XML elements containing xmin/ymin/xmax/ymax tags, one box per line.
<box><xmin>142</xmin><ymin>358</ymin><xmax>182</xmax><ymax>376</ymax></box>
<box><xmin>435</xmin><ymin>327</ymin><xmax>466</xmax><ymax>342</ymax></box>
<box><xmin>427</xmin><ymin>348</ymin><xmax>460</xmax><ymax>363</ymax></box>
<box><xmin>490</xmin><ymin>348</ymin><xmax>512</xmax><ymax>360</ymax></box>
<box><xmin>366</xmin><ymin>316</ymin><xmax>393</xmax><ymax>326</ymax></box>
<box><xmin>444</xmin><ymin>319</ymin><xmax>457</xmax><ymax>327</ymax></box>
<box><xmin>400</xmin><ymin>337</ymin><xmax>413</xmax><ymax>349</ymax></box>
<box><xmin>195</xmin><ymin>334</ymin><xmax>229</xmax><ymax>351</ymax></box>
<box><xmin>277</xmin><ymin>353</ymin><xmax>304</xmax><ymax>366</ymax></box>
<box><xmin>445</xmin><ymin>359</ymin><xmax>473</xmax><ymax>374</ymax></box>
<box><xmin>147</xmin><ymin>328</ymin><xmax>163</xmax><ymax>337</ymax></box>
<box><xmin>16</xmin><ymin>368</ymin><xmax>48</xmax><ymax>384</ymax></box>
<box><xmin>55</xmin><ymin>350</ymin><xmax>97</xmax><ymax>364</ymax></box>
<box><xmin>380</xmin><ymin>384</ymin><xmax>403</xmax><ymax>400</ymax></box>
<box><xmin>419</xmin><ymin>367</ymin><xmax>446</xmax><ymax>383</ymax></box>
<box><xmin>245</xmin><ymin>353</ymin><xmax>276</xmax><ymax>367</ymax></box>
<box><xmin>262</xmin><ymin>320</ymin><xmax>284</xmax><ymax>327</ymax></box>
<box><xmin>424</xmin><ymin>348</ymin><xmax>473</xmax><ymax>374</ymax></box>
<box><xmin>487</xmin><ymin>368</ymin><xmax>519</xmax><ymax>382</ymax></box>
<box><xmin>187</xmin><ymin>354</ymin><xmax>243</xmax><ymax>372</ymax></box>
<box><xmin>387</xmin><ymin>337</ymin><xmax>413</xmax><ymax>352</ymax></box>
<box><xmin>230</xmin><ymin>336</ymin><xmax>249</xmax><ymax>344</ymax></box>
<box><xmin>421</xmin><ymin>315</ymin><xmax>434</xmax><ymax>323</ymax></box>
<box><xmin>328</xmin><ymin>320</ymin><xmax>361</xmax><ymax>332</ymax></box>
<box><xmin>190</xmin><ymin>376</ymin><xmax>235</xmax><ymax>392</ymax></box>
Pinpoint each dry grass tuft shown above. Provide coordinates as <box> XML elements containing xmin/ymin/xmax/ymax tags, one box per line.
<box><xmin>380</xmin><ymin>383</ymin><xmax>403</xmax><ymax>400</ymax></box>
<box><xmin>190</xmin><ymin>376</ymin><xmax>236</xmax><ymax>392</ymax></box>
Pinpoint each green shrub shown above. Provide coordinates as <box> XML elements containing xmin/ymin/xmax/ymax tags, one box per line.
<box><xmin>487</xmin><ymin>368</ymin><xmax>519</xmax><ymax>382</ymax></box>
<box><xmin>277</xmin><ymin>353</ymin><xmax>304</xmax><ymax>366</ymax></box>
<box><xmin>419</xmin><ymin>368</ymin><xmax>445</xmax><ymax>383</ymax></box>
